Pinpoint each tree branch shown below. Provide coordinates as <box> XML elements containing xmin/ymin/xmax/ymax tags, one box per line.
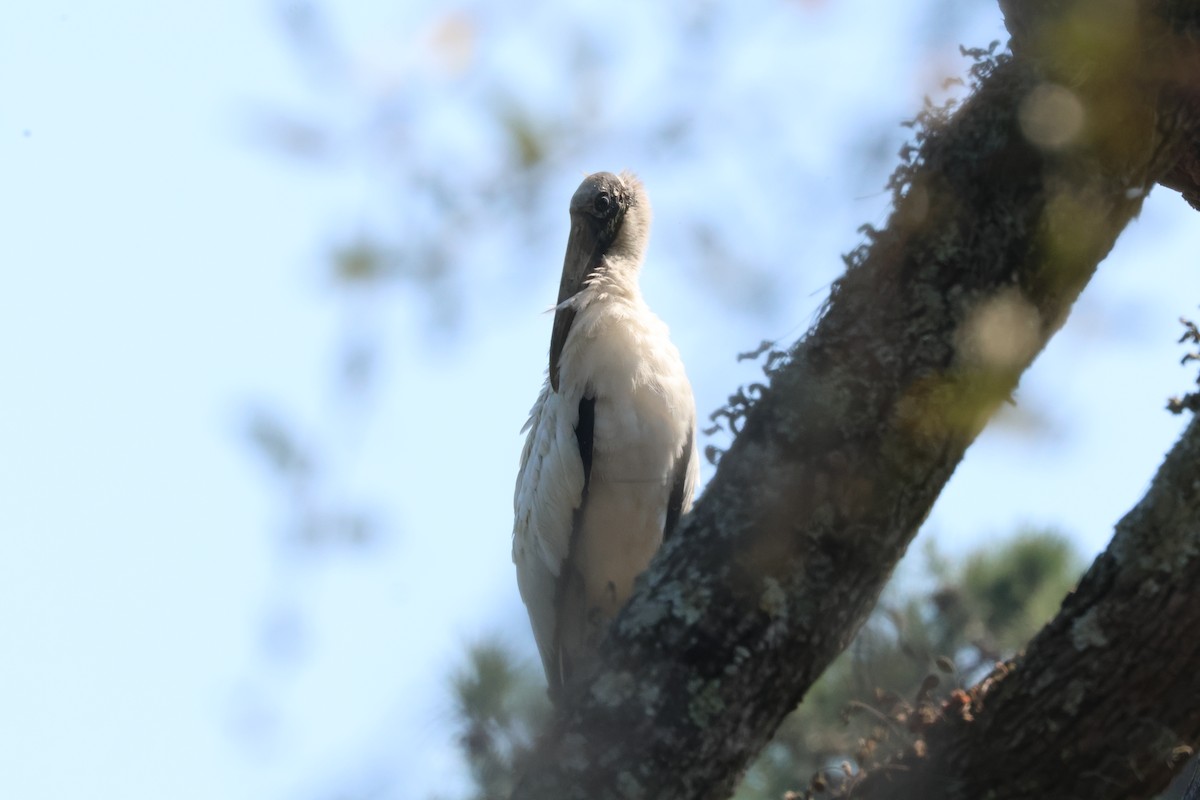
<box><xmin>1001</xmin><ymin>0</ymin><xmax>1200</xmax><ymax>209</ymax></box>
<box><xmin>849</xmin><ymin>412</ymin><xmax>1200</xmax><ymax>800</ymax></box>
<box><xmin>512</xmin><ymin>3</ymin><xmax>1198</xmax><ymax>798</ymax></box>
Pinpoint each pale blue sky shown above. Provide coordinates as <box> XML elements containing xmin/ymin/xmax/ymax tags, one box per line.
<box><xmin>2</xmin><ymin>2</ymin><xmax>1197</xmax><ymax>799</ymax></box>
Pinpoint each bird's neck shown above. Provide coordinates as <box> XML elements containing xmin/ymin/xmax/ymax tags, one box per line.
<box><xmin>583</xmin><ymin>255</ymin><xmax>643</xmax><ymax>304</ymax></box>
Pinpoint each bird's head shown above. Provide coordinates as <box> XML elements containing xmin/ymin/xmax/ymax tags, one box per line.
<box><xmin>550</xmin><ymin>171</ymin><xmax>652</xmax><ymax>391</ymax></box>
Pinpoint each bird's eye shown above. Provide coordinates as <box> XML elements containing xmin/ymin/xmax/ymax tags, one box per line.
<box><xmin>594</xmin><ymin>192</ymin><xmax>612</xmax><ymax>215</ymax></box>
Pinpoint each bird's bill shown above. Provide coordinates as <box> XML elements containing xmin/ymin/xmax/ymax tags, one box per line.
<box><xmin>549</xmin><ymin>218</ymin><xmax>602</xmax><ymax>392</ymax></box>
<box><xmin>549</xmin><ymin>306</ymin><xmax>576</xmax><ymax>393</ymax></box>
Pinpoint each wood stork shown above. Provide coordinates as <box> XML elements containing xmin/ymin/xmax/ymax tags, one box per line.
<box><xmin>513</xmin><ymin>170</ymin><xmax>699</xmax><ymax>702</ymax></box>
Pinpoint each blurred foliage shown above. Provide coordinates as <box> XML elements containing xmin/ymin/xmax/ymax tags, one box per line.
<box><xmin>244</xmin><ymin>406</ymin><xmax>377</xmax><ymax>550</ymax></box>
<box><xmin>1168</xmin><ymin>314</ymin><xmax>1200</xmax><ymax>415</ymax></box>
<box><xmin>447</xmin><ymin>643</ymin><xmax>553</xmax><ymax>800</ymax></box>
<box><xmin>440</xmin><ymin>530</ymin><xmax>1083</xmax><ymax>800</ymax></box>
<box><xmin>250</xmin><ymin>0</ymin><xmax>997</xmax><ymax>393</ymax></box>
<box><xmin>259</xmin><ymin>0</ymin><xmax>790</xmax><ymax>324</ymax></box>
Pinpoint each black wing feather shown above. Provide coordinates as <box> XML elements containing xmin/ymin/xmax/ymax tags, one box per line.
<box><xmin>575</xmin><ymin>395</ymin><xmax>595</xmax><ymax>490</ymax></box>
<box><xmin>663</xmin><ymin>427</ymin><xmax>693</xmax><ymax>538</ymax></box>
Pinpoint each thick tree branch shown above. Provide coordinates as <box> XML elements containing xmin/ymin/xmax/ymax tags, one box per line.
<box><xmin>1001</xmin><ymin>0</ymin><xmax>1200</xmax><ymax>208</ymax></box>
<box><xmin>849</xmin><ymin>412</ymin><xmax>1200</xmax><ymax>800</ymax></box>
<box><xmin>512</xmin><ymin>3</ymin><xmax>1198</xmax><ymax>798</ymax></box>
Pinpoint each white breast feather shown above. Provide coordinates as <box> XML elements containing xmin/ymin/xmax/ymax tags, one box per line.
<box><xmin>513</xmin><ymin>284</ymin><xmax>698</xmax><ymax>687</ymax></box>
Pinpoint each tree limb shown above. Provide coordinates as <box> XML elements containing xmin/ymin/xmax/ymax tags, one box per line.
<box><xmin>849</xmin><ymin>412</ymin><xmax>1200</xmax><ymax>800</ymax></box>
<box><xmin>512</xmin><ymin>2</ymin><xmax>1198</xmax><ymax>798</ymax></box>
<box><xmin>1001</xmin><ymin>0</ymin><xmax>1200</xmax><ymax>211</ymax></box>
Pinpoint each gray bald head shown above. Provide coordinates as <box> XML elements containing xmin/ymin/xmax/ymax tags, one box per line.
<box><xmin>570</xmin><ymin>171</ymin><xmax>627</xmax><ymax>215</ymax></box>
<box><xmin>549</xmin><ymin>171</ymin><xmax>652</xmax><ymax>391</ymax></box>
<box><xmin>570</xmin><ymin>171</ymin><xmax>651</xmax><ymax>261</ymax></box>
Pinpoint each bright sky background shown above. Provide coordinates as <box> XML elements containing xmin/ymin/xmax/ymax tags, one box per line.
<box><xmin>3</xmin><ymin>2</ymin><xmax>1198</xmax><ymax>799</ymax></box>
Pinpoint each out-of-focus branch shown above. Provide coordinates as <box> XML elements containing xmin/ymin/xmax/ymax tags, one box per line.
<box><xmin>848</xmin><ymin>412</ymin><xmax>1200</xmax><ymax>800</ymax></box>
<box><xmin>1001</xmin><ymin>0</ymin><xmax>1200</xmax><ymax>210</ymax></box>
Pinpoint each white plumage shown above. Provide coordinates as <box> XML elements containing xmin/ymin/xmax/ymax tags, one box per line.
<box><xmin>512</xmin><ymin>171</ymin><xmax>698</xmax><ymax>701</ymax></box>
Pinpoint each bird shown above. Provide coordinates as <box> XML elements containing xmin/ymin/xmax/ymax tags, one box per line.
<box><xmin>512</xmin><ymin>170</ymin><xmax>699</xmax><ymax>702</ymax></box>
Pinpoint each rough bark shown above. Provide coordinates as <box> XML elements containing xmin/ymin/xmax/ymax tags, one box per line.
<box><xmin>511</xmin><ymin>2</ymin><xmax>1200</xmax><ymax>798</ymax></box>
<box><xmin>848</xmin><ymin>414</ymin><xmax>1200</xmax><ymax>800</ymax></box>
